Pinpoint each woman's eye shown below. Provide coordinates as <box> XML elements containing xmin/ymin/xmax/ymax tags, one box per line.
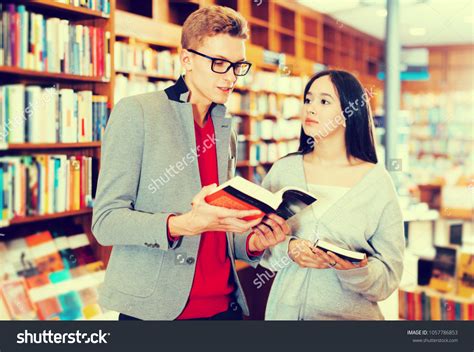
<box><xmin>304</xmin><ymin>98</ymin><xmax>311</xmax><ymax>104</ymax></box>
<box><xmin>321</xmin><ymin>99</ymin><xmax>330</xmax><ymax>105</ymax></box>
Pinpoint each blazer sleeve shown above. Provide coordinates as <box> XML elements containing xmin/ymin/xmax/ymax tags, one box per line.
<box><xmin>91</xmin><ymin>97</ymin><xmax>179</xmax><ymax>250</ymax></box>
<box><xmin>257</xmin><ymin>162</ymin><xmax>294</xmax><ymax>272</ymax></box>
<box><xmin>228</xmin><ymin>127</ymin><xmax>262</xmax><ymax>267</ymax></box>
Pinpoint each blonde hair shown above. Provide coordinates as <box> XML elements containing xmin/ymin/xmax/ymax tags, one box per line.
<box><xmin>181</xmin><ymin>5</ymin><xmax>249</xmax><ymax>49</ymax></box>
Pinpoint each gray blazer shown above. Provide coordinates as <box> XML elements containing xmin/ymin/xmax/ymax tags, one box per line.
<box><xmin>92</xmin><ymin>77</ymin><xmax>260</xmax><ymax>320</ymax></box>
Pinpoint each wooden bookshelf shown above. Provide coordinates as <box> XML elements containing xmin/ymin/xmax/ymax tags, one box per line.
<box><xmin>0</xmin><ymin>0</ymin><xmax>115</xmax><ymax>266</ymax></box>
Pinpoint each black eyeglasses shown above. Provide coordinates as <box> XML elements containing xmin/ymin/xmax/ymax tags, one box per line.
<box><xmin>186</xmin><ymin>49</ymin><xmax>252</xmax><ymax>76</ymax></box>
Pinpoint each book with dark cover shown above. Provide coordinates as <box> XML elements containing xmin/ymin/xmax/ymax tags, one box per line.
<box><xmin>205</xmin><ymin>176</ymin><xmax>317</xmax><ymax>220</ymax></box>
<box><xmin>313</xmin><ymin>239</ymin><xmax>366</xmax><ymax>263</ymax></box>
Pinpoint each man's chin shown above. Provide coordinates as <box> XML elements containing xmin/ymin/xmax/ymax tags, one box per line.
<box><xmin>212</xmin><ymin>95</ymin><xmax>230</xmax><ymax>105</ymax></box>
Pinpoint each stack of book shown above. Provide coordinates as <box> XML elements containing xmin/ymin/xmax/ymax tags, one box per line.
<box><xmin>114</xmin><ymin>42</ymin><xmax>180</xmax><ymax>78</ymax></box>
<box><xmin>402</xmin><ymin>91</ymin><xmax>474</xmax><ymax>182</ymax></box>
<box><xmin>54</xmin><ymin>0</ymin><xmax>111</xmax><ymax>14</ymax></box>
<box><xmin>399</xmin><ymin>243</ymin><xmax>474</xmax><ymax>320</ymax></box>
<box><xmin>398</xmin><ymin>287</ymin><xmax>473</xmax><ymax>320</ymax></box>
<box><xmin>281</xmin><ymin>96</ymin><xmax>301</xmax><ymax>119</ymax></box>
<box><xmin>249</xmin><ymin>140</ymin><xmax>299</xmax><ymax>164</ymax></box>
<box><xmin>227</xmin><ymin>92</ymin><xmax>251</xmax><ymax>114</ymax></box>
<box><xmin>0</xmin><ymin>4</ymin><xmax>111</xmax><ymax>78</ymax></box>
<box><xmin>0</xmin><ymin>84</ymin><xmax>108</xmax><ymax>144</ymax></box>
<box><xmin>251</xmin><ymin>119</ymin><xmax>301</xmax><ymax>141</ymax></box>
<box><xmin>114</xmin><ymin>74</ymin><xmax>174</xmax><ymax>104</ymax></box>
<box><xmin>254</xmin><ymin>93</ymin><xmax>278</xmax><ymax>116</ymax></box>
<box><xmin>0</xmin><ymin>154</ymin><xmax>93</xmax><ymax>223</ymax></box>
<box><xmin>250</xmin><ymin>71</ymin><xmax>304</xmax><ymax>96</ymax></box>
<box><xmin>0</xmin><ymin>230</ymin><xmax>105</xmax><ymax>320</ymax></box>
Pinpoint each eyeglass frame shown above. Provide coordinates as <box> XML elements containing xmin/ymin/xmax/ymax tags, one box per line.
<box><xmin>186</xmin><ymin>48</ymin><xmax>252</xmax><ymax>76</ymax></box>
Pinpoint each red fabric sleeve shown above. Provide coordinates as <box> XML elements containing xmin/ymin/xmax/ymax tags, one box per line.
<box><xmin>246</xmin><ymin>232</ymin><xmax>264</xmax><ymax>257</ymax></box>
<box><xmin>167</xmin><ymin>214</ymin><xmax>180</xmax><ymax>244</ymax></box>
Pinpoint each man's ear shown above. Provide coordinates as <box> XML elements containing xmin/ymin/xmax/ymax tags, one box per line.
<box><xmin>180</xmin><ymin>49</ymin><xmax>192</xmax><ymax>72</ymax></box>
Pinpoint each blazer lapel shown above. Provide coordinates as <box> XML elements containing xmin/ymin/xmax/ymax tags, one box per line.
<box><xmin>168</xmin><ymin>100</ymin><xmax>202</xmax><ymax>198</ymax></box>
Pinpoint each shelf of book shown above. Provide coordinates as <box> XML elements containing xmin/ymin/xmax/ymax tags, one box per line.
<box><xmin>0</xmin><ymin>0</ymin><xmax>116</xmax><ymax>272</ymax></box>
<box><xmin>0</xmin><ymin>229</ymin><xmax>108</xmax><ymax>320</ymax></box>
<box><xmin>17</xmin><ymin>0</ymin><xmax>110</xmax><ymax>19</ymax></box>
<box><xmin>399</xmin><ymin>285</ymin><xmax>474</xmax><ymax>321</ymax></box>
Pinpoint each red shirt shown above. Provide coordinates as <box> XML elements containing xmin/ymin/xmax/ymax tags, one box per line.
<box><xmin>175</xmin><ymin>115</ymin><xmax>235</xmax><ymax>319</ymax></box>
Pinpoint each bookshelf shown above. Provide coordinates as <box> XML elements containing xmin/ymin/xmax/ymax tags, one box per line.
<box><xmin>0</xmin><ymin>0</ymin><xmax>115</xmax><ymax>267</ymax></box>
<box><xmin>401</xmin><ymin>45</ymin><xmax>474</xmax><ymax>221</ymax></box>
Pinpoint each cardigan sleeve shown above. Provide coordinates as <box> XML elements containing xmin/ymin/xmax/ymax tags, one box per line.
<box><xmin>334</xmin><ymin>198</ymin><xmax>405</xmax><ymax>302</ymax></box>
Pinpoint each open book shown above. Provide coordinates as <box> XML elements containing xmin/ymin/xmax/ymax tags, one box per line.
<box><xmin>314</xmin><ymin>239</ymin><xmax>366</xmax><ymax>263</ymax></box>
<box><xmin>204</xmin><ymin>176</ymin><xmax>317</xmax><ymax>220</ymax></box>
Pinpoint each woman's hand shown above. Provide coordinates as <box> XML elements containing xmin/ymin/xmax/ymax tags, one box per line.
<box><xmin>289</xmin><ymin>239</ymin><xmax>369</xmax><ymax>270</ymax></box>
<box><xmin>325</xmin><ymin>250</ymin><xmax>368</xmax><ymax>270</ymax></box>
<box><xmin>288</xmin><ymin>239</ymin><xmax>329</xmax><ymax>269</ymax></box>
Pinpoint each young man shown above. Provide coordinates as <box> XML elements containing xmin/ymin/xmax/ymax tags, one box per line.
<box><xmin>92</xmin><ymin>5</ymin><xmax>291</xmax><ymax>320</ymax></box>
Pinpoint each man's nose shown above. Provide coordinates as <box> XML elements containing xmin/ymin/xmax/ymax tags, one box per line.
<box><xmin>224</xmin><ymin>67</ymin><xmax>237</xmax><ymax>82</ymax></box>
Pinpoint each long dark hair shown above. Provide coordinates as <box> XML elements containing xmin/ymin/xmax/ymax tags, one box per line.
<box><xmin>293</xmin><ymin>70</ymin><xmax>378</xmax><ymax>164</ymax></box>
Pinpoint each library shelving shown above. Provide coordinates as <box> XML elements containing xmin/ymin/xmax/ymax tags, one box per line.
<box><xmin>0</xmin><ymin>0</ymin><xmax>115</xmax><ymax>321</ymax></box>
<box><xmin>0</xmin><ymin>0</ymin><xmax>116</xmax><ymax>271</ymax></box>
<box><xmin>401</xmin><ymin>45</ymin><xmax>474</xmax><ymax>222</ymax></box>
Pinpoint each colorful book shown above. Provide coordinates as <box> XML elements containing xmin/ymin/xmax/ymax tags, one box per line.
<box><xmin>429</xmin><ymin>246</ymin><xmax>457</xmax><ymax>293</ymax></box>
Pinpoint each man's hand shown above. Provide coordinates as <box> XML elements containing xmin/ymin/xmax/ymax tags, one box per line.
<box><xmin>247</xmin><ymin>214</ymin><xmax>290</xmax><ymax>252</ymax></box>
<box><xmin>168</xmin><ymin>184</ymin><xmax>264</xmax><ymax>236</ymax></box>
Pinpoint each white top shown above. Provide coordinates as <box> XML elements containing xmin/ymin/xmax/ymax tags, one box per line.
<box><xmin>307</xmin><ymin>183</ymin><xmax>350</xmax><ymax>220</ymax></box>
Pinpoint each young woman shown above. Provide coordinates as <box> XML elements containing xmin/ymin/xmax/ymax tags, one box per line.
<box><xmin>258</xmin><ymin>70</ymin><xmax>405</xmax><ymax>320</ymax></box>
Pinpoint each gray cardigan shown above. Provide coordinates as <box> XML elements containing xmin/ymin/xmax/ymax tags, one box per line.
<box><xmin>259</xmin><ymin>154</ymin><xmax>405</xmax><ymax>320</ymax></box>
<box><xmin>92</xmin><ymin>77</ymin><xmax>260</xmax><ymax>320</ymax></box>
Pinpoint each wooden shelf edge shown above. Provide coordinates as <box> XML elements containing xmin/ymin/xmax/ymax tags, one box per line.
<box><xmin>115</xmin><ymin>69</ymin><xmax>176</xmax><ymax>81</ymax></box>
<box><xmin>1</xmin><ymin>208</ymin><xmax>93</xmax><ymax>228</ymax></box>
<box><xmin>3</xmin><ymin>142</ymin><xmax>101</xmax><ymax>150</ymax></box>
<box><xmin>248</xmin><ymin>17</ymin><xmax>270</xmax><ymax>28</ymax></box>
<box><xmin>17</xmin><ymin>0</ymin><xmax>110</xmax><ymax>19</ymax></box>
<box><xmin>0</xmin><ymin>66</ymin><xmax>109</xmax><ymax>83</ymax></box>
<box><xmin>440</xmin><ymin>208</ymin><xmax>473</xmax><ymax>221</ymax></box>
